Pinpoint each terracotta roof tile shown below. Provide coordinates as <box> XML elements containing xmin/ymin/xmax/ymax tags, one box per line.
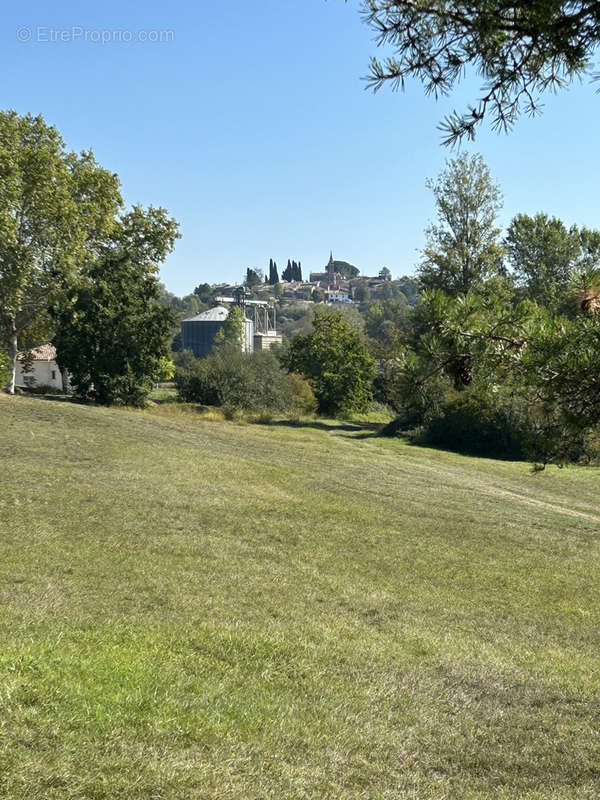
<box><xmin>20</xmin><ymin>344</ymin><xmax>57</xmax><ymax>361</ymax></box>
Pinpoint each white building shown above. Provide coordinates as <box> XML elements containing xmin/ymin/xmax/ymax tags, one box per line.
<box><xmin>325</xmin><ymin>289</ymin><xmax>352</xmax><ymax>305</ymax></box>
<box><xmin>15</xmin><ymin>344</ymin><xmax>67</xmax><ymax>391</ymax></box>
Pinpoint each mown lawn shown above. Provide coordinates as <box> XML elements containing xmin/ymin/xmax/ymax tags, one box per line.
<box><xmin>1</xmin><ymin>394</ymin><xmax>599</xmax><ymax>799</ymax></box>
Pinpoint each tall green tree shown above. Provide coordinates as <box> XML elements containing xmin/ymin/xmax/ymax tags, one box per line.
<box><xmin>282</xmin><ymin>260</ymin><xmax>293</xmax><ymax>282</ymax></box>
<box><xmin>53</xmin><ymin>206</ymin><xmax>179</xmax><ymax>406</ymax></box>
<box><xmin>268</xmin><ymin>259</ymin><xmax>279</xmax><ymax>285</ymax></box>
<box><xmin>505</xmin><ymin>213</ymin><xmax>582</xmax><ymax>311</ymax></box>
<box><xmin>53</xmin><ymin>253</ymin><xmax>174</xmax><ymax>405</ymax></box>
<box><xmin>215</xmin><ymin>305</ymin><xmax>245</xmax><ymax>350</ymax></box>
<box><xmin>363</xmin><ymin>1</ymin><xmax>600</xmax><ymax>143</ymax></box>
<box><xmin>0</xmin><ymin>111</ymin><xmax>122</xmax><ymax>393</ymax></box>
<box><xmin>286</xmin><ymin>309</ymin><xmax>375</xmax><ymax>414</ymax></box>
<box><xmin>418</xmin><ymin>153</ymin><xmax>504</xmax><ymax>297</ymax></box>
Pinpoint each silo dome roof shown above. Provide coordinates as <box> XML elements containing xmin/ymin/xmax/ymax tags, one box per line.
<box><xmin>183</xmin><ymin>305</ymin><xmax>230</xmax><ymax>322</ymax></box>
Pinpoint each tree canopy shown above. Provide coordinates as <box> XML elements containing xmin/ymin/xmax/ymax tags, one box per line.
<box><xmin>53</xmin><ymin>205</ymin><xmax>178</xmax><ymax>406</ymax></box>
<box><xmin>215</xmin><ymin>306</ymin><xmax>245</xmax><ymax>350</ymax></box>
<box><xmin>0</xmin><ymin>111</ymin><xmax>122</xmax><ymax>393</ymax></box>
<box><xmin>505</xmin><ymin>213</ymin><xmax>581</xmax><ymax>311</ymax></box>
<box><xmin>419</xmin><ymin>153</ymin><xmax>504</xmax><ymax>296</ymax></box>
<box><xmin>286</xmin><ymin>309</ymin><xmax>375</xmax><ymax>414</ymax></box>
<box><xmin>334</xmin><ymin>260</ymin><xmax>359</xmax><ymax>279</ymax></box>
<box><xmin>362</xmin><ymin>1</ymin><xmax>600</xmax><ymax>143</ymax></box>
<box><xmin>53</xmin><ymin>251</ymin><xmax>175</xmax><ymax>406</ymax></box>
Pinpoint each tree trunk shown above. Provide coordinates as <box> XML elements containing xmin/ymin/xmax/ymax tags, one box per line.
<box><xmin>6</xmin><ymin>317</ymin><xmax>17</xmax><ymax>394</ymax></box>
<box><xmin>60</xmin><ymin>367</ymin><xmax>69</xmax><ymax>394</ymax></box>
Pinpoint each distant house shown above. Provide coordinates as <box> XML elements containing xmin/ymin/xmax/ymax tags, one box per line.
<box><xmin>325</xmin><ymin>289</ymin><xmax>352</xmax><ymax>305</ymax></box>
<box><xmin>15</xmin><ymin>344</ymin><xmax>67</xmax><ymax>391</ymax></box>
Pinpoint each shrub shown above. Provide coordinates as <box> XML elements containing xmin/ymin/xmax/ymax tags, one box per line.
<box><xmin>422</xmin><ymin>385</ymin><xmax>529</xmax><ymax>460</ymax></box>
<box><xmin>287</xmin><ymin>373</ymin><xmax>318</xmax><ymax>414</ymax></box>
<box><xmin>175</xmin><ymin>347</ymin><xmax>298</xmax><ymax>412</ymax></box>
<box><xmin>21</xmin><ymin>383</ymin><xmax>64</xmax><ymax>396</ymax></box>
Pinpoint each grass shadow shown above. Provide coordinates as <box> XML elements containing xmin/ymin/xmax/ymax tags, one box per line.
<box><xmin>264</xmin><ymin>418</ymin><xmax>384</xmax><ymax>434</ymax></box>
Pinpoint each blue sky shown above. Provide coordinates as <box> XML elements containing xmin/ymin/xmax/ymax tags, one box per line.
<box><xmin>4</xmin><ymin>1</ymin><xmax>600</xmax><ymax>294</ymax></box>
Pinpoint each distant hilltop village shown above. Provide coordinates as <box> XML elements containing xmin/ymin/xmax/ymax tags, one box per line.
<box><xmin>175</xmin><ymin>252</ymin><xmax>416</xmax><ymax>359</ymax></box>
<box><xmin>220</xmin><ymin>252</ymin><xmax>397</xmax><ymax>307</ymax></box>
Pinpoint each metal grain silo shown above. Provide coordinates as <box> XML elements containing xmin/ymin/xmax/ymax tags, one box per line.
<box><xmin>181</xmin><ymin>305</ymin><xmax>255</xmax><ymax>357</ymax></box>
<box><xmin>181</xmin><ymin>306</ymin><xmax>229</xmax><ymax>357</ymax></box>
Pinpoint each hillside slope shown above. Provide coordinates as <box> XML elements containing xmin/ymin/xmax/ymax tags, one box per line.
<box><xmin>1</xmin><ymin>395</ymin><xmax>599</xmax><ymax>799</ymax></box>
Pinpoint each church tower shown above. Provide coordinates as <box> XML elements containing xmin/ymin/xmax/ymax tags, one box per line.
<box><xmin>327</xmin><ymin>251</ymin><xmax>335</xmax><ymax>286</ymax></box>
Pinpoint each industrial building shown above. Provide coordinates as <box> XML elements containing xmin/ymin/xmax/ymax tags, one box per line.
<box><xmin>181</xmin><ymin>305</ymin><xmax>254</xmax><ymax>358</ymax></box>
<box><xmin>181</xmin><ymin>290</ymin><xmax>282</xmax><ymax>358</ymax></box>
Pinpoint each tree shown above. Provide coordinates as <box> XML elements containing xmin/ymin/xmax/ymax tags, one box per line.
<box><xmin>353</xmin><ymin>281</ymin><xmax>370</xmax><ymax>303</ymax></box>
<box><xmin>215</xmin><ymin>305</ymin><xmax>244</xmax><ymax>350</ymax></box>
<box><xmin>282</xmin><ymin>260</ymin><xmax>293</xmax><ymax>282</ymax></box>
<box><xmin>364</xmin><ymin>297</ymin><xmax>409</xmax><ymax>341</ymax></box>
<box><xmin>297</xmin><ymin>261</ymin><xmax>303</xmax><ymax>281</ymax></box>
<box><xmin>517</xmin><ymin>311</ymin><xmax>600</xmax><ymax>462</ymax></box>
<box><xmin>157</xmin><ymin>356</ymin><xmax>175</xmax><ymax>382</ymax></box>
<box><xmin>268</xmin><ymin>259</ymin><xmax>279</xmax><ymax>285</ymax></box>
<box><xmin>362</xmin><ymin>1</ymin><xmax>600</xmax><ymax>144</ymax></box>
<box><xmin>334</xmin><ymin>260</ymin><xmax>359</xmax><ymax>279</ymax></box>
<box><xmin>379</xmin><ymin>266</ymin><xmax>392</xmax><ymax>281</ymax></box>
<box><xmin>0</xmin><ymin>111</ymin><xmax>122</xmax><ymax>394</ymax></box>
<box><xmin>505</xmin><ymin>213</ymin><xmax>583</xmax><ymax>311</ymax></box>
<box><xmin>286</xmin><ymin>309</ymin><xmax>375</xmax><ymax>415</ymax></box>
<box><xmin>158</xmin><ymin>284</ymin><xmax>200</xmax><ymax>315</ymax></box>
<box><xmin>412</xmin><ymin>289</ymin><xmax>533</xmax><ymax>390</ymax></box>
<box><xmin>396</xmin><ymin>276</ymin><xmax>420</xmax><ymax>305</ymax></box>
<box><xmin>53</xmin><ymin>253</ymin><xmax>174</xmax><ymax>405</ymax></box>
<box><xmin>53</xmin><ymin>207</ymin><xmax>179</xmax><ymax>406</ymax></box>
<box><xmin>419</xmin><ymin>153</ymin><xmax>504</xmax><ymax>296</ymax></box>
<box><xmin>296</xmin><ymin>286</ymin><xmax>313</xmax><ymax>301</ymax></box>
<box><xmin>312</xmin><ymin>287</ymin><xmax>324</xmax><ymax>303</ymax></box>
<box><xmin>245</xmin><ymin>268</ymin><xmax>262</xmax><ymax>287</ymax></box>
<box><xmin>194</xmin><ymin>282</ymin><xmax>212</xmax><ymax>303</ymax></box>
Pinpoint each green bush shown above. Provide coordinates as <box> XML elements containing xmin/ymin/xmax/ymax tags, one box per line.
<box><xmin>175</xmin><ymin>347</ymin><xmax>302</xmax><ymax>413</ymax></box>
<box><xmin>21</xmin><ymin>383</ymin><xmax>64</xmax><ymax>396</ymax></box>
<box><xmin>286</xmin><ymin>372</ymin><xmax>318</xmax><ymax>414</ymax></box>
<box><xmin>422</xmin><ymin>386</ymin><xmax>529</xmax><ymax>460</ymax></box>
<box><xmin>581</xmin><ymin>428</ymin><xmax>600</xmax><ymax>465</ymax></box>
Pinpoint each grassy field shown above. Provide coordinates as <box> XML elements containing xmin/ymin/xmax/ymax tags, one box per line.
<box><xmin>1</xmin><ymin>394</ymin><xmax>599</xmax><ymax>799</ymax></box>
